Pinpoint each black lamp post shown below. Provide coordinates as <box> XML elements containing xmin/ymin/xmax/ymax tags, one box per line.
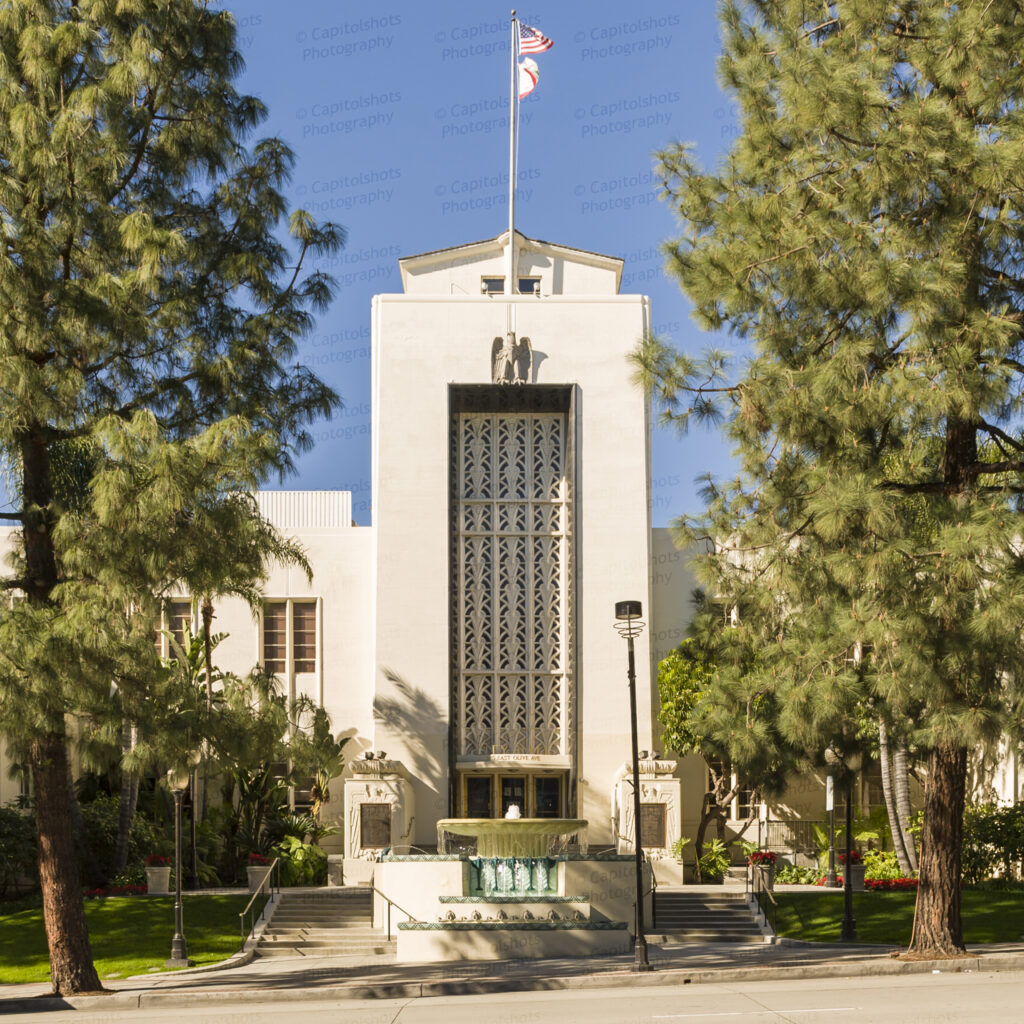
<box><xmin>165</xmin><ymin>767</ymin><xmax>194</xmax><ymax>968</ymax></box>
<box><xmin>823</xmin><ymin>750</ymin><xmax>839</xmax><ymax>888</ymax></box>
<box><xmin>841</xmin><ymin>776</ymin><xmax>857</xmax><ymax>942</ymax></box>
<box><xmin>825</xmin><ymin>744</ymin><xmax>858</xmax><ymax>941</ymax></box>
<box><xmin>615</xmin><ymin>600</ymin><xmax>652</xmax><ymax>973</ymax></box>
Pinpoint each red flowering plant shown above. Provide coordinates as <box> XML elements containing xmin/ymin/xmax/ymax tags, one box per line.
<box><xmin>837</xmin><ymin>850</ymin><xmax>862</xmax><ymax>865</ymax></box>
<box><xmin>144</xmin><ymin>854</ymin><xmax>170</xmax><ymax>867</ymax></box>
<box><xmin>84</xmin><ymin>884</ymin><xmax>147</xmax><ymax>898</ymax></box>
<box><xmin>747</xmin><ymin>850</ymin><xmax>777</xmax><ymax>866</ymax></box>
<box><xmin>248</xmin><ymin>852</ymin><xmax>269</xmax><ymax>866</ymax></box>
<box><xmin>866</xmin><ymin>877</ymin><xmax>918</xmax><ymax>891</ymax></box>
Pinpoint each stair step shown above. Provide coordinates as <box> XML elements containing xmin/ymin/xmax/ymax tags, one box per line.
<box><xmin>270</xmin><ymin>911</ymin><xmax>370</xmax><ymax>919</ymax></box>
<box><xmin>262</xmin><ymin>929</ymin><xmax>390</xmax><ymax>937</ymax></box>
<box><xmin>254</xmin><ymin>889</ymin><xmax>391</xmax><ymax>960</ymax></box>
<box><xmin>256</xmin><ymin>945</ymin><xmax>396</xmax><ymax>958</ymax></box>
<box><xmin>651</xmin><ymin>931</ymin><xmax>767</xmax><ymax>944</ymax></box>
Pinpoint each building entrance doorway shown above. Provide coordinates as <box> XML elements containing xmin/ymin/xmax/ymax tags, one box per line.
<box><xmin>459</xmin><ymin>772</ymin><xmax>566</xmax><ymax>819</ymax></box>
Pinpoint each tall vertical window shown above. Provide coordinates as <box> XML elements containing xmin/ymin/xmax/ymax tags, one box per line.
<box><xmin>263</xmin><ymin>603</ymin><xmax>288</xmax><ymax>673</ymax></box>
<box><xmin>168</xmin><ymin>600</ymin><xmax>193</xmax><ymax>650</ymax></box>
<box><xmin>154</xmin><ymin>598</ymin><xmax>193</xmax><ymax>658</ymax></box>
<box><xmin>457</xmin><ymin>412</ymin><xmax>568</xmax><ymax>757</ymax></box>
<box><xmin>292</xmin><ymin>602</ymin><xmax>317</xmax><ymax>673</ymax></box>
<box><xmin>262</xmin><ymin>600</ymin><xmax>318</xmax><ymax>675</ymax></box>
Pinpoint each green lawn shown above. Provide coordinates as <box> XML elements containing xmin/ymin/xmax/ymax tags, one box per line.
<box><xmin>772</xmin><ymin>890</ymin><xmax>1024</xmax><ymax>945</ymax></box>
<box><xmin>0</xmin><ymin>894</ymin><xmax>251</xmax><ymax>984</ymax></box>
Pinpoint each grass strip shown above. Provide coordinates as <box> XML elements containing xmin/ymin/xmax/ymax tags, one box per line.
<box><xmin>772</xmin><ymin>890</ymin><xmax>1024</xmax><ymax>945</ymax></box>
<box><xmin>0</xmin><ymin>894</ymin><xmax>250</xmax><ymax>984</ymax></box>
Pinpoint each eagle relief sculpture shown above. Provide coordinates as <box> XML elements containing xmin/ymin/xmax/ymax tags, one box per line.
<box><xmin>491</xmin><ymin>332</ymin><xmax>532</xmax><ymax>385</ymax></box>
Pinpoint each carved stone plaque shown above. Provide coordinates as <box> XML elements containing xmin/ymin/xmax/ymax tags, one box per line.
<box><xmin>360</xmin><ymin>803</ymin><xmax>392</xmax><ymax>849</ymax></box>
<box><xmin>639</xmin><ymin>802</ymin><xmax>666</xmax><ymax>849</ymax></box>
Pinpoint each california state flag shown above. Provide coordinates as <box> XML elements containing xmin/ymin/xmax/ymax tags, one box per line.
<box><xmin>518</xmin><ymin>58</ymin><xmax>539</xmax><ymax>99</ymax></box>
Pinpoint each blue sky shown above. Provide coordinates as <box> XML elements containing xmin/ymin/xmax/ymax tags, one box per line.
<box><xmin>233</xmin><ymin>1</ymin><xmax>739</xmax><ymax>526</ymax></box>
<box><xmin>8</xmin><ymin>3</ymin><xmax>742</xmax><ymax>526</ymax></box>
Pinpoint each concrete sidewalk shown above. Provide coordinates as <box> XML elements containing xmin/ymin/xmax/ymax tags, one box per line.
<box><xmin>4</xmin><ymin>937</ymin><xmax>1024</xmax><ymax>1013</ymax></box>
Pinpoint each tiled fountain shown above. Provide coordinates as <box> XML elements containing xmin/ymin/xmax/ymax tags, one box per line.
<box><xmin>372</xmin><ymin>819</ymin><xmax>644</xmax><ymax>961</ymax></box>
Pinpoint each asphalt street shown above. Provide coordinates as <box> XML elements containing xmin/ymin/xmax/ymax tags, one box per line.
<box><xmin>2</xmin><ymin>972</ymin><xmax>1020</xmax><ymax>1024</ymax></box>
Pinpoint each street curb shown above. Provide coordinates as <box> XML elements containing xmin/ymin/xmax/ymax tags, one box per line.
<box><xmin>5</xmin><ymin>950</ymin><xmax>1022</xmax><ymax>1012</ymax></box>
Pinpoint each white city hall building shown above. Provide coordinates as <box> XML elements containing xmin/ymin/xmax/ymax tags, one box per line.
<box><xmin>3</xmin><ymin>230</ymin><xmax>1022</xmax><ymax>958</ymax></box>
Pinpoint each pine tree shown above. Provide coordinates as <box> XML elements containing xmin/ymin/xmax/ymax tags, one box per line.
<box><xmin>644</xmin><ymin>1</ymin><xmax>1024</xmax><ymax>956</ymax></box>
<box><xmin>0</xmin><ymin>1</ymin><xmax>341</xmax><ymax>992</ymax></box>
<box><xmin>657</xmin><ymin>626</ymin><xmax>794</xmax><ymax>876</ymax></box>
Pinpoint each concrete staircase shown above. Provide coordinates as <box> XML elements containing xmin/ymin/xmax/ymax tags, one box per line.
<box><xmin>256</xmin><ymin>887</ymin><xmax>396</xmax><ymax>958</ymax></box>
<box><xmin>649</xmin><ymin>887</ymin><xmax>770</xmax><ymax>943</ymax></box>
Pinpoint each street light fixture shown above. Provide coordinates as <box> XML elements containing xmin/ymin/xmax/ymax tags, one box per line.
<box><xmin>823</xmin><ymin>748</ymin><xmax>840</xmax><ymax>888</ymax></box>
<box><xmin>165</xmin><ymin>766</ymin><xmax>194</xmax><ymax>968</ymax></box>
<box><xmin>824</xmin><ymin>743</ymin><xmax>859</xmax><ymax>942</ymax></box>
<box><xmin>614</xmin><ymin>599</ymin><xmax>652</xmax><ymax>973</ymax></box>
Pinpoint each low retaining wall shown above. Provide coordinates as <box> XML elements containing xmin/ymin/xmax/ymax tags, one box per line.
<box><xmin>397</xmin><ymin>920</ymin><xmax>630</xmax><ymax>961</ymax></box>
<box><xmin>373</xmin><ymin>853</ymin><xmax>650</xmax><ymax>961</ymax></box>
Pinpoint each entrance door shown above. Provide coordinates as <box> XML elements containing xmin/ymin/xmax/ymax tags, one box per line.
<box><xmin>465</xmin><ymin>776</ymin><xmax>493</xmax><ymax>818</ymax></box>
<box><xmin>501</xmin><ymin>776</ymin><xmax>526</xmax><ymax>817</ymax></box>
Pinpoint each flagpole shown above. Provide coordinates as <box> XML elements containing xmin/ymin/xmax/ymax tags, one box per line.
<box><xmin>506</xmin><ymin>9</ymin><xmax>517</xmax><ymax>296</ymax></box>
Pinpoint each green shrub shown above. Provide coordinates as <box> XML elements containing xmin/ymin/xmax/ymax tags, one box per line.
<box><xmin>111</xmin><ymin>865</ymin><xmax>145</xmax><ymax>887</ymax></box>
<box><xmin>670</xmin><ymin>836</ymin><xmax>691</xmax><ymax>859</ymax></box>
<box><xmin>774</xmin><ymin>863</ymin><xmax>818</xmax><ymax>885</ymax></box>
<box><xmin>962</xmin><ymin>803</ymin><xmax>1024</xmax><ymax>884</ymax></box>
<box><xmin>863</xmin><ymin>849</ymin><xmax>904</xmax><ymax>881</ymax></box>
<box><xmin>0</xmin><ymin>806</ymin><xmax>37</xmax><ymax>898</ymax></box>
<box><xmin>697</xmin><ymin>839</ymin><xmax>731</xmax><ymax>881</ymax></box>
<box><xmin>79</xmin><ymin>793</ymin><xmax>161</xmax><ymax>881</ymax></box>
<box><xmin>273</xmin><ymin>835</ymin><xmax>327</xmax><ymax>886</ymax></box>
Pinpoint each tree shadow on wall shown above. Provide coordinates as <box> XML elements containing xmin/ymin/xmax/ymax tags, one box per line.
<box><xmin>373</xmin><ymin>668</ymin><xmax>445</xmax><ymax>780</ymax></box>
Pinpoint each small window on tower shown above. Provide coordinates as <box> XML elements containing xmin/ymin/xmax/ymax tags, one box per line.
<box><xmin>263</xmin><ymin>602</ymin><xmax>287</xmax><ymax>674</ymax></box>
<box><xmin>518</xmin><ymin>277</ymin><xmax>541</xmax><ymax>295</ymax></box>
<box><xmin>292</xmin><ymin>601</ymin><xmax>316</xmax><ymax>673</ymax></box>
<box><xmin>481</xmin><ymin>276</ymin><xmax>505</xmax><ymax>295</ymax></box>
<box><xmin>262</xmin><ymin>600</ymin><xmax>318</xmax><ymax>675</ymax></box>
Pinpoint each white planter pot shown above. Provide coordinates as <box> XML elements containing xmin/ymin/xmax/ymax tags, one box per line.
<box><xmin>145</xmin><ymin>866</ymin><xmax>171</xmax><ymax>895</ymax></box>
<box><xmin>247</xmin><ymin>865</ymin><xmax>269</xmax><ymax>893</ymax></box>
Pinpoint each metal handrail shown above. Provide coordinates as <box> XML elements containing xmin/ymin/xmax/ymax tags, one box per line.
<box><xmin>647</xmin><ymin>854</ymin><xmax>658</xmax><ymax>932</ymax></box>
<box><xmin>238</xmin><ymin>857</ymin><xmax>281</xmax><ymax>950</ymax></box>
<box><xmin>746</xmin><ymin>862</ymin><xmax>777</xmax><ymax>935</ymax></box>
<box><xmin>368</xmin><ymin>883</ymin><xmax>419</xmax><ymax>942</ymax></box>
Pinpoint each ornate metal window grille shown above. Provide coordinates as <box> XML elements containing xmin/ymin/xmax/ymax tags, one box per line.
<box><xmin>457</xmin><ymin>412</ymin><xmax>568</xmax><ymax>756</ymax></box>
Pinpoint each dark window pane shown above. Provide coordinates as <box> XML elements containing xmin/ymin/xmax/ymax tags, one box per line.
<box><xmin>169</xmin><ymin>600</ymin><xmax>192</xmax><ymax>653</ymax></box>
<box><xmin>501</xmin><ymin>776</ymin><xmax>525</xmax><ymax>818</ymax></box>
<box><xmin>466</xmin><ymin>776</ymin><xmax>492</xmax><ymax>818</ymax></box>
<box><xmin>534</xmin><ymin>777</ymin><xmax>561</xmax><ymax>818</ymax></box>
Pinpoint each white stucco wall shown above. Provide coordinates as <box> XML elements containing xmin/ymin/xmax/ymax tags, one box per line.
<box><xmin>0</xmin><ymin>500</ymin><xmax>376</xmax><ymax>839</ymax></box>
<box><xmin>372</xmin><ymin>237</ymin><xmax>652</xmax><ymax>847</ymax></box>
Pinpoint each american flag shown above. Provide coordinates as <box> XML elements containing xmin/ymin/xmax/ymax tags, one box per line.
<box><xmin>518</xmin><ymin>23</ymin><xmax>553</xmax><ymax>54</ymax></box>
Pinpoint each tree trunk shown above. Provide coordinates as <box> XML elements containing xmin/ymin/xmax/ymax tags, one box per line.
<box><xmin>201</xmin><ymin>597</ymin><xmax>215</xmax><ymax>705</ymax></box>
<box><xmin>878</xmin><ymin>719</ymin><xmax>914</xmax><ymax>875</ymax></box>
<box><xmin>113</xmin><ymin>724</ymin><xmax>137</xmax><ymax>874</ymax></box>
<box><xmin>199</xmin><ymin>597</ymin><xmax>214</xmax><ymax>823</ymax></box>
<box><xmin>20</xmin><ymin>434</ymin><xmax>102</xmax><ymax>992</ymax></box>
<box><xmin>694</xmin><ymin>793</ymin><xmax>714</xmax><ymax>882</ymax></box>
<box><xmin>893</xmin><ymin>742</ymin><xmax>918</xmax><ymax>872</ymax></box>
<box><xmin>694</xmin><ymin>765</ymin><xmax>739</xmax><ymax>882</ymax></box>
<box><xmin>31</xmin><ymin>733</ymin><xmax>103</xmax><ymax>995</ymax></box>
<box><xmin>908</xmin><ymin>742</ymin><xmax>967</xmax><ymax>956</ymax></box>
